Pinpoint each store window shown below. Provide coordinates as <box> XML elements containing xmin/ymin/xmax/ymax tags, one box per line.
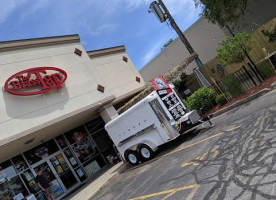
<box><xmin>74</xmin><ymin>167</ymin><xmax>86</xmax><ymax>182</ymax></box>
<box><xmin>11</xmin><ymin>155</ymin><xmax>28</xmax><ymax>173</ymax></box>
<box><xmin>85</xmin><ymin>118</ymin><xmax>105</xmax><ymax>134</ymax></box>
<box><xmin>0</xmin><ymin>175</ymin><xmax>28</xmax><ymax>199</ymax></box>
<box><xmin>63</xmin><ymin>148</ymin><xmax>78</xmax><ymax>168</ymax></box>
<box><xmin>20</xmin><ymin>169</ymin><xmax>40</xmax><ymax>194</ymax></box>
<box><xmin>71</xmin><ymin>136</ymin><xmax>98</xmax><ymax>163</ymax></box>
<box><xmin>92</xmin><ymin>129</ymin><xmax>115</xmax><ymax>158</ymax></box>
<box><xmin>82</xmin><ymin>155</ymin><xmax>106</xmax><ymax>177</ymax></box>
<box><xmin>0</xmin><ymin>160</ymin><xmax>17</xmax><ymax>180</ymax></box>
<box><xmin>24</xmin><ymin>140</ymin><xmax>59</xmax><ymax>165</ymax></box>
<box><xmin>55</xmin><ymin>135</ymin><xmax>67</xmax><ymax>149</ymax></box>
<box><xmin>65</xmin><ymin>126</ymin><xmax>88</xmax><ymax>144</ymax></box>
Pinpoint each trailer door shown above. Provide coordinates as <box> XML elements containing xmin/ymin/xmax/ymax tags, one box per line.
<box><xmin>149</xmin><ymin>99</ymin><xmax>179</xmax><ymax>139</ymax></box>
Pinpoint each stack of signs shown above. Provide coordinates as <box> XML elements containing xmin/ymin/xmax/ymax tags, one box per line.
<box><xmin>157</xmin><ymin>89</ymin><xmax>185</xmax><ymax>120</ymax></box>
<box><xmin>150</xmin><ymin>75</ymin><xmax>186</xmax><ymax>121</ymax></box>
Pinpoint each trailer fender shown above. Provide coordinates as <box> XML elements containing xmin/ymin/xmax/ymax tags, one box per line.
<box><xmin>137</xmin><ymin>140</ymin><xmax>158</xmax><ymax>152</ymax></box>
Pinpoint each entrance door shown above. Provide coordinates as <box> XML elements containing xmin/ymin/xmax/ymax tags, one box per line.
<box><xmin>33</xmin><ymin>161</ymin><xmax>64</xmax><ymax>199</ymax></box>
<box><xmin>32</xmin><ymin>152</ymin><xmax>80</xmax><ymax>199</ymax></box>
<box><xmin>49</xmin><ymin>153</ymin><xmax>78</xmax><ymax>190</ymax></box>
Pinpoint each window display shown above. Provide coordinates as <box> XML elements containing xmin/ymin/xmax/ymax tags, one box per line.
<box><xmin>65</xmin><ymin>126</ymin><xmax>88</xmax><ymax>144</ymax></box>
<box><xmin>55</xmin><ymin>135</ymin><xmax>67</xmax><ymax>149</ymax></box>
<box><xmin>24</xmin><ymin>140</ymin><xmax>59</xmax><ymax>165</ymax></box>
<box><xmin>0</xmin><ymin>160</ymin><xmax>17</xmax><ymax>181</ymax></box>
<box><xmin>75</xmin><ymin>167</ymin><xmax>86</xmax><ymax>182</ymax></box>
<box><xmin>20</xmin><ymin>170</ymin><xmax>40</xmax><ymax>194</ymax></box>
<box><xmin>83</xmin><ymin>160</ymin><xmax>100</xmax><ymax>176</ymax></box>
<box><xmin>11</xmin><ymin>155</ymin><xmax>28</xmax><ymax>174</ymax></box>
<box><xmin>72</xmin><ymin>136</ymin><xmax>97</xmax><ymax>163</ymax></box>
<box><xmin>0</xmin><ymin>175</ymin><xmax>28</xmax><ymax>199</ymax></box>
<box><xmin>64</xmin><ymin>148</ymin><xmax>78</xmax><ymax>167</ymax></box>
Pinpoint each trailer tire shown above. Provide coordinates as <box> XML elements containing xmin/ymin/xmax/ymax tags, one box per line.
<box><xmin>138</xmin><ymin>144</ymin><xmax>154</xmax><ymax>161</ymax></box>
<box><xmin>125</xmin><ymin>150</ymin><xmax>140</xmax><ymax>165</ymax></box>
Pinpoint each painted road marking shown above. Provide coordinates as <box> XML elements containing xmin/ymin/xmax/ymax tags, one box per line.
<box><xmin>132</xmin><ymin>126</ymin><xmax>241</xmax><ymax>169</ymax></box>
<box><xmin>128</xmin><ymin>185</ymin><xmax>197</xmax><ymax>200</ymax></box>
<box><xmin>132</xmin><ymin>126</ymin><xmax>241</xmax><ymax>170</ymax></box>
<box><xmin>181</xmin><ymin>145</ymin><xmax>220</xmax><ymax>168</ymax></box>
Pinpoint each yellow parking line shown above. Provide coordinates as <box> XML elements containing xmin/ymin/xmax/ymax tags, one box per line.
<box><xmin>182</xmin><ymin>162</ymin><xmax>199</xmax><ymax>167</ymax></box>
<box><xmin>132</xmin><ymin>126</ymin><xmax>241</xmax><ymax>170</ymax></box>
<box><xmin>128</xmin><ymin>185</ymin><xmax>196</xmax><ymax>200</ymax></box>
<box><xmin>225</xmin><ymin>125</ymin><xmax>241</xmax><ymax>131</ymax></box>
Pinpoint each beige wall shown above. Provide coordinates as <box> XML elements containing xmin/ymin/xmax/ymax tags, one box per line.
<box><xmin>0</xmin><ymin>41</ymin><xmax>116</xmax><ymax>147</ymax></box>
<box><xmin>140</xmin><ymin>17</ymin><xmax>227</xmax><ymax>84</ymax></box>
<box><xmin>91</xmin><ymin>50</ymin><xmax>146</xmax><ymax>105</ymax></box>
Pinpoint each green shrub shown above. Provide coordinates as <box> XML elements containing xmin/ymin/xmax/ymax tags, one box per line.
<box><xmin>257</xmin><ymin>61</ymin><xmax>275</xmax><ymax>80</ymax></box>
<box><xmin>186</xmin><ymin>87</ymin><xmax>215</xmax><ymax>112</ymax></box>
<box><xmin>215</xmin><ymin>94</ymin><xmax>227</xmax><ymax>105</ymax></box>
<box><xmin>222</xmin><ymin>75</ymin><xmax>244</xmax><ymax>97</ymax></box>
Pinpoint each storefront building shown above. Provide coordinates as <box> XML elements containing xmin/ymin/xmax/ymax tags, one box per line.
<box><xmin>0</xmin><ymin>35</ymin><xmax>146</xmax><ymax>199</ymax></box>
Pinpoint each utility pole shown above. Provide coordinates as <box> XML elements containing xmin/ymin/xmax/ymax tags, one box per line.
<box><xmin>150</xmin><ymin>0</ymin><xmax>203</xmax><ymax>67</ymax></box>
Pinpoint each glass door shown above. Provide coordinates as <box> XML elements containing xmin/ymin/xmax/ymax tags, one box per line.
<box><xmin>33</xmin><ymin>161</ymin><xmax>64</xmax><ymax>199</ymax></box>
<box><xmin>49</xmin><ymin>153</ymin><xmax>79</xmax><ymax>190</ymax></box>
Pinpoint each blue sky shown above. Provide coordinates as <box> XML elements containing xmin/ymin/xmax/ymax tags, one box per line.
<box><xmin>0</xmin><ymin>0</ymin><xmax>201</xmax><ymax>70</ymax></box>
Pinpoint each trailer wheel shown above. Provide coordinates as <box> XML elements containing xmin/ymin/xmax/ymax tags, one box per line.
<box><xmin>138</xmin><ymin>144</ymin><xmax>154</xmax><ymax>161</ymax></box>
<box><xmin>125</xmin><ymin>150</ymin><xmax>140</xmax><ymax>165</ymax></box>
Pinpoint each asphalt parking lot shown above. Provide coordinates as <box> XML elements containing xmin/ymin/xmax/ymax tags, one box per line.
<box><xmin>91</xmin><ymin>90</ymin><xmax>276</xmax><ymax>200</ymax></box>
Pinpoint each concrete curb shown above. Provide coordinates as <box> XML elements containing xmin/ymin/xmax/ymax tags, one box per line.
<box><xmin>70</xmin><ymin>162</ymin><xmax>123</xmax><ymax>200</ymax></box>
<box><xmin>213</xmin><ymin>87</ymin><xmax>273</xmax><ymax>117</ymax></box>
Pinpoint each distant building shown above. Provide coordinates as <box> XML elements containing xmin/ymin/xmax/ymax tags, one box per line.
<box><xmin>139</xmin><ymin>0</ymin><xmax>276</xmax><ymax>84</ymax></box>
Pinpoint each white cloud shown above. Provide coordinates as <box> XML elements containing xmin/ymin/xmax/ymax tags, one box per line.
<box><xmin>21</xmin><ymin>0</ymin><xmax>48</xmax><ymax>19</ymax></box>
<box><xmin>0</xmin><ymin>0</ymin><xmax>27</xmax><ymax>24</ymax></box>
<box><xmin>89</xmin><ymin>24</ymin><xmax>116</xmax><ymax>36</ymax></box>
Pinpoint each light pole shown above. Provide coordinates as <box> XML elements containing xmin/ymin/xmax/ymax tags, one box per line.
<box><xmin>149</xmin><ymin>0</ymin><xmax>203</xmax><ymax>67</ymax></box>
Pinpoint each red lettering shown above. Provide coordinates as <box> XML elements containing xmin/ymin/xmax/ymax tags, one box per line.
<box><xmin>43</xmin><ymin>75</ymin><xmax>55</xmax><ymax>86</ymax></box>
<box><xmin>51</xmin><ymin>73</ymin><xmax>63</xmax><ymax>89</ymax></box>
<box><xmin>20</xmin><ymin>81</ymin><xmax>27</xmax><ymax>88</ymax></box>
<box><xmin>4</xmin><ymin>67</ymin><xmax>67</xmax><ymax>96</ymax></box>
<box><xmin>10</xmin><ymin>81</ymin><xmax>22</xmax><ymax>90</ymax></box>
<box><xmin>30</xmin><ymin>79</ymin><xmax>37</xmax><ymax>86</ymax></box>
<box><xmin>28</xmin><ymin>70</ymin><xmax>49</xmax><ymax>90</ymax></box>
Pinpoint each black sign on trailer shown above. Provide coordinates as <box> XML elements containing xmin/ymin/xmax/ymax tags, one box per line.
<box><xmin>157</xmin><ymin>89</ymin><xmax>186</xmax><ymax>120</ymax></box>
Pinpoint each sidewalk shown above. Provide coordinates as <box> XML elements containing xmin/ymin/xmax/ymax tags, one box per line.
<box><xmin>212</xmin><ymin>79</ymin><xmax>276</xmax><ymax>117</ymax></box>
<box><xmin>64</xmin><ymin>162</ymin><xmax>126</xmax><ymax>200</ymax></box>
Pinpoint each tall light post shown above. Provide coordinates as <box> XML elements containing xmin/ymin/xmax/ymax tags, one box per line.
<box><xmin>149</xmin><ymin>0</ymin><xmax>203</xmax><ymax>67</ymax></box>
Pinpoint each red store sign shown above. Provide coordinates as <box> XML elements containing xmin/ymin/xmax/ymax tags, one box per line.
<box><xmin>4</xmin><ymin>67</ymin><xmax>67</xmax><ymax>96</ymax></box>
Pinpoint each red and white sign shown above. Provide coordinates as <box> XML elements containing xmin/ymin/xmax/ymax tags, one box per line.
<box><xmin>150</xmin><ymin>75</ymin><xmax>170</xmax><ymax>90</ymax></box>
<box><xmin>4</xmin><ymin>67</ymin><xmax>67</xmax><ymax>96</ymax></box>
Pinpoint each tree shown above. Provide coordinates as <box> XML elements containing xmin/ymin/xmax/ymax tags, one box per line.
<box><xmin>262</xmin><ymin>24</ymin><xmax>276</xmax><ymax>43</ymax></box>
<box><xmin>172</xmin><ymin>72</ymin><xmax>188</xmax><ymax>98</ymax></box>
<box><xmin>194</xmin><ymin>0</ymin><xmax>248</xmax><ymax>27</ymax></box>
<box><xmin>161</xmin><ymin>38</ymin><xmax>174</xmax><ymax>51</ymax></box>
<box><xmin>216</xmin><ymin>32</ymin><xmax>253</xmax><ymax>67</ymax></box>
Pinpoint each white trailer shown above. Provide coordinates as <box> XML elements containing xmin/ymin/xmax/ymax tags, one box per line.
<box><xmin>105</xmin><ymin>86</ymin><xmax>201</xmax><ymax>165</ymax></box>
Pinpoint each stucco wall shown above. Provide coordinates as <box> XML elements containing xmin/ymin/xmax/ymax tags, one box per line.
<box><xmin>140</xmin><ymin>17</ymin><xmax>227</xmax><ymax>84</ymax></box>
<box><xmin>92</xmin><ymin>51</ymin><xmax>146</xmax><ymax>104</ymax></box>
<box><xmin>0</xmin><ymin>42</ymin><xmax>114</xmax><ymax>146</ymax></box>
